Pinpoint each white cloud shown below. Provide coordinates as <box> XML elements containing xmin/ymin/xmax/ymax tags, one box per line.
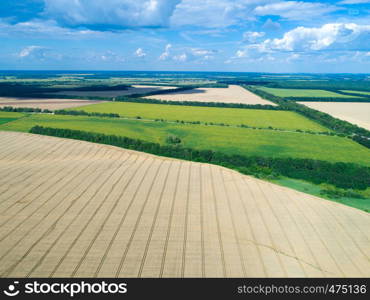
<box><xmin>230</xmin><ymin>22</ymin><xmax>370</xmax><ymax>65</ymax></box>
<box><xmin>134</xmin><ymin>48</ymin><xmax>147</xmax><ymax>57</ymax></box>
<box><xmin>235</xmin><ymin>50</ymin><xmax>247</xmax><ymax>58</ymax></box>
<box><xmin>18</xmin><ymin>46</ymin><xmax>44</xmax><ymax>58</ymax></box>
<box><xmin>170</xmin><ymin>0</ymin><xmax>339</xmax><ymax>28</ymax></box>
<box><xmin>43</xmin><ymin>0</ymin><xmax>181</xmax><ymax>28</ymax></box>
<box><xmin>254</xmin><ymin>1</ymin><xmax>339</xmax><ymax>20</ymax></box>
<box><xmin>170</xmin><ymin>0</ymin><xmax>271</xmax><ymax>28</ymax></box>
<box><xmin>159</xmin><ymin>44</ymin><xmax>172</xmax><ymax>60</ymax></box>
<box><xmin>261</xmin><ymin>23</ymin><xmax>370</xmax><ymax>51</ymax></box>
<box><xmin>173</xmin><ymin>53</ymin><xmax>187</xmax><ymax>62</ymax></box>
<box><xmin>189</xmin><ymin>48</ymin><xmax>216</xmax><ymax>61</ymax></box>
<box><xmin>243</xmin><ymin>31</ymin><xmax>265</xmax><ymax>42</ymax></box>
<box><xmin>17</xmin><ymin>45</ymin><xmax>63</xmax><ymax>61</ymax></box>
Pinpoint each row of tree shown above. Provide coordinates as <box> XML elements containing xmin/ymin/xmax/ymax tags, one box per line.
<box><xmin>0</xmin><ymin>106</ymin><xmax>52</xmax><ymax>113</ymax></box>
<box><xmin>54</xmin><ymin>109</ymin><xmax>119</xmax><ymax>118</ymax></box>
<box><xmin>30</xmin><ymin>126</ymin><xmax>370</xmax><ymax>190</ymax></box>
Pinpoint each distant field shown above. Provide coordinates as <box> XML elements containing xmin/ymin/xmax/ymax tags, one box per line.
<box><xmin>298</xmin><ymin>102</ymin><xmax>370</xmax><ymax>130</ymax></box>
<box><xmin>0</xmin><ymin>97</ymin><xmax>104</xmax><ymax>110</ymax></box>
<box><xmin>257</xmin><ymin>87</ymin><xmax>364</xmax><ymax>98</ymax></box>
<box><xmin>48</xmin><ymin>85</ymin><xmax>177</xmax><ymax>97</ymax></box>
<box><xmin>340</xmin><ymin>90</ymin><xmax>370</xmax><ymax>96</ymax></box>
<box><xmin>1</xmin><ymin>113</ymin><xmax>369</xmax><ymax>165</ymax></box>
<box><xmin>76</xmin><ymin>102</ymin><xmax>328</xmax><ymax>132</ymax></box>
<box><xmin>144</xmin><ymin>85</ymin><xmax>276</xmax><ymax>105</ymax></box>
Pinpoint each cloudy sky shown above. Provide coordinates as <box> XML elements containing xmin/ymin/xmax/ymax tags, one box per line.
<box><xmin>1</xmin><ymin>0</ymin><xmax>369</xmax><ymax>72</ymax></box>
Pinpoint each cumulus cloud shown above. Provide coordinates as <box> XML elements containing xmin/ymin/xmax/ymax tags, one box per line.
<box><xmin>230</xmin><ymin>22</ymin><xmax>370</xmax><ymax>65</ymax></box>
<box><xmin>134</xmin><ymin>48</ymin><xmax>147</xmax><ymax>57</ymax></box>
<box><xmin>159</xmin><ymin>44</ymin><xmax>172</xmax><ymax>60</ymax></box>
<box><xmin>260</xmin><ymin>23</ymin><xmax>370</xmax><ymax>51</ymax></box>
<box><xmin>158</xmin><ymin>45</ymin><xmax>215</xmax><ymax>62</ymax></box>
<box><xmin>43</xmin><ymin>0</ymin><xmax>181</xmax><ymax>29</ymax></box>
<box><xmin>254</xmin><ymin>1</ymin><xmax>339</xmax><ymax>20</ymax></box>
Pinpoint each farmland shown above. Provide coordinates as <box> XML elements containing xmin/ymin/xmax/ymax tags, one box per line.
<box><xmin>144</xmin><ymin>85</ymin><xmax>276</xmax><ymax>105</ymax></box>
<box><xmin>49</xmin><ymin>85</ymin><xmax>177</xmax><ymax>98</ymax></box>
<box><xmin>0</xmin><ymin>97</ymin><xmax>105</xmax><ymax>110</ymax></box>
<box><xmin>75</xmin><ymin>101</ymin><xmax>329</xmax><ymax>131</ymax></box>
<box><xmin>256</xmin><ymin>87</ymin><xmax>364</xmax><ymax>98</ymax></box>
<box><xmin>0</xmin><ymin>131</ymin><xmax>369</xmax><ymax>277</ymax></box>
<box><xmin>299</xmin><ymin>102</ymin><xmax>370</xmax><ymax>131</ymax></box>
<box><xmin>1</xmin><ymin>113</ymin><xmax>369</xmax><ymax>166</ymax></box>
<box><xmin>0</xmin><ymin>111</ymin><xmax>25</xmax><ymax>125</ymax></box>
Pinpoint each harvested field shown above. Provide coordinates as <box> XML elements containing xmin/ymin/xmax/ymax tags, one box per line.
<box><xmin>299</xmin><ymin>102</ymin><xmax>370</xmax><ymax>130</ymax></box>
<box><xmin>0</xmin><ymin>97</ymin><xmax>104</xmax><ymax>110</ymax></box>
<box><xmin>144</xmin><ymin>85</ymin><xmax>276</xmax><ymax>105</ymax></box>
<box><xmin>0</xmin><ymin>131</ymin><xmax>369</xmax><ymax>278</ymax></box>
<box><xmin>49</xmin><ymin>85</ymin><xmax>177</xmax><ymax>97</ymax></box>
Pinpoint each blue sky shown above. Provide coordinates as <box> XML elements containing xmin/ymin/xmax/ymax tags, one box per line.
<box><xmin>0</xmin><ymin>0</ymin><xmax>369</xmax><ymax>72</ymax></box>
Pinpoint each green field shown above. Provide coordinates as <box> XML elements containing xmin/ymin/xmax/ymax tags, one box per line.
<box><xmin>0</xmin><ymin>111</ymin><xmax>25</xmax><ymax>125</ymax></box>
<box><xmin>73</xmin><ymin>101</ymin><xmax>329</xmax><ymax>132</ymax></box>
<box><xmin>257</xmin><ymin>87</ymin><xmax>364</xmax><ymax>98</ymax></box>
<box><xmin>340</xmin><ymin>90</ymin><xmax>370</xmax><ymax>96</ymax></box>
<box><xmin>272</xmin><ymin>177</ymin><xmax>370</xmax><ymax>212</ymax></box>
<box><xmin>1</xmin><ymin>113</ymin><xmax>369</xmax><ymax>165</ymax></box>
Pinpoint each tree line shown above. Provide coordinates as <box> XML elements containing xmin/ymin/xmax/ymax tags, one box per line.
<box><xmin>30</xmin><ymin>126</ymin><xmax>370</xmax><ymax>190</ymax></box>
<box><xmin>54</xmin><ymin>109</ymin><xmax>120</xmax><ymax>118</ymax></box>
<box><xmin>0</xmin><ymin>106</ymin><xmax>52</xmax><ymax>113</ymax></box>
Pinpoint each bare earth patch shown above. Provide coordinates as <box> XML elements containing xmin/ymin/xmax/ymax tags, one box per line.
<box><xmin>299</xmin><ymin>102</ymin><xmax>370</xmax><ymax>130</ymax></box>
<box><xmin>144</xmin><ymin>85</ymin><xmax>276</xmax><ymax>105</ymax></box>
<box><xmin>0</xmin><ymin>131</ymin><xmax>368</xmax><ymax>278</ymax></box>
<box><xmin>48</xmin><ymin>85</ymin><xmax>177</xmax><ymax>98</ymax></box>
<box><xmin>0</xmin><ymin>97</ymin><xmax>105</xmax><ymax>110</ymax></box>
